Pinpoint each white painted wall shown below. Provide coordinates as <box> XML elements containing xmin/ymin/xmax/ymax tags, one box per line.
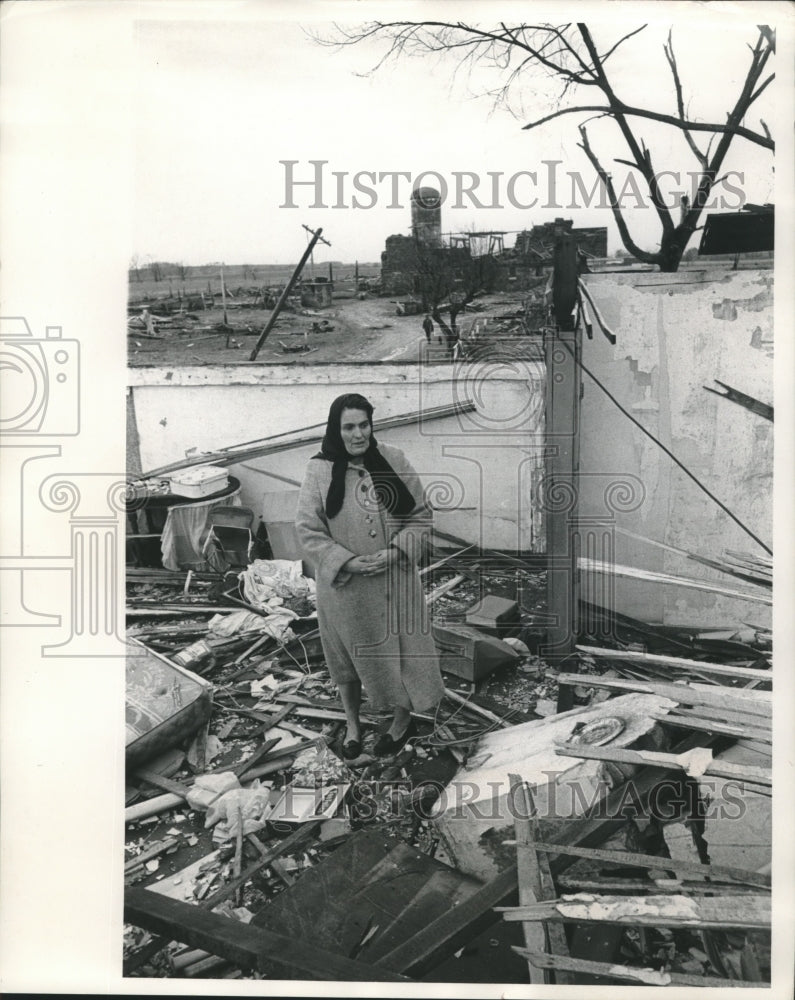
<box><xmin>127</xmin><ymin>361</ymin><xmax>547</xmax><ymax>552</ymax></box>
<box><xmin>578</xmin><ymin>268</ymin><xmax>773</xmax><ymax>627</ymax></box>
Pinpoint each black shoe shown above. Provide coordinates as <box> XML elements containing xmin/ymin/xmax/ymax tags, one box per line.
<box><xmin>341</xmin><ymin>738</ymin><xmax>362</xmax><ymax>761</ymax></box>
<box><xmin>373</xmin><ymin>719</ymin><xmax>416</xmax><ymax>757</ymax></box>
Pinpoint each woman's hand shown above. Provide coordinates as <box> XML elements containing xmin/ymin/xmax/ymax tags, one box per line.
<box><xmin>361</xmin><ymin>547</ymin><xmax>402</xmax><ymax>575</ymax></box>
<box><xmin>342</xmin><ymin>548</ymin><xmax>401</xmax><ymax>576</ymax></box>
<box><xmin>342</xmin><ymin>554</ymin><xmax>384</xmax><ymax>576</ymax></box>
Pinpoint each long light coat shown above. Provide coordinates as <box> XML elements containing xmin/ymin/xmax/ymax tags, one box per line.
<box><xmin>295</xmin><ymin>444</ymin><xmax>444</xmax><ymax>713</ymax></box>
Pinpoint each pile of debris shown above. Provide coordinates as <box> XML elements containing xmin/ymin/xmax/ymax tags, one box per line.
<box><xmin>123</xmin><ymin>532</ymin><xmax>772</xmax><ymax>985</ymax></box>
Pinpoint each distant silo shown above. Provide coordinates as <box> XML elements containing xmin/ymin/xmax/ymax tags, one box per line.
<box><xmin>411</xmin><ymin>187</ymin><xmax>442</xmax><ymax>247</ymax></box>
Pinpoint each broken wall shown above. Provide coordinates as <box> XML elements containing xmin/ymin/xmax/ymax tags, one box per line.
<box><xmin>577</xmin><ymin>268</ymin><xmax>773</xmax><ymax>627</ymax></box>
<box><xmin>127</xmin><ymin>362</ymin><xmax>546</xmax><ymax>552</ymax></box>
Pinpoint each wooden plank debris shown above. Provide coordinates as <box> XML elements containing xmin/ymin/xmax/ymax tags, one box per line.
<box><xmin>508</xmin><ymin>774</ymin><xmax>549</xmax><ymax>984</ymax></box>
<box><xmin>124</xmin><ymin>837</ymin><xmax>179</xmax><ymax>874</ymax></box>
<box><xmin>578</xmin><ymin>557</ymin><xmax>772</xmax><ymax>605</ymax></box>
<box><xmin>554</xmin><ymin>744</ymin><xmax>771</xmax><ymax>786</ymax></box>
<box><xmin>511</xmin><ymin>948</ymin><xmax>769</xmax><ymax>987</ymax></box>
<box><xmin>576</xmin><ymin>645</ymin><xmax>771</xmax><ymax>683</ymax></box>
<box><xmin>649</xmin><ymin>711</ymin><xmax>772</xmax><ymax>744</ymax></box>
<box><xmin>499</xmin><ymin>892</ymin><xmax>771</xmax><ymax>929</ymax></box>
<box><xmin>124</xmin><ymin>888</ymin><xmax>409</xmax><ymax>981</ymax></box>
<box><xmin>499</xmin><ymin>840</ymin><xmax>771</xmax><ymax>889</ymax></box>
<box><xmin>442</xmin><ymin>686</ymin><xmax>510</xmax><ymax>728</ymax></box>
<box><xmin>556</xmin><ymin>673</ymin><xmax>772</xmax><ymax>720</ymax></box>
<box><xmin>140</xmin><ymin>400</ymin><xmax>477</xmax><ymax>480</ymax></box>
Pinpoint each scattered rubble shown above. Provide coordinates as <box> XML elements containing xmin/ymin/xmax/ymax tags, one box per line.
<box><xmin>124</xmin><ymin>528</ymin><xmax>772</xmax><ymax>984</ymax></box>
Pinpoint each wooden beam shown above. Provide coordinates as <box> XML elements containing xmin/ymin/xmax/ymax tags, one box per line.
<box><xmin>578</xmin><ymin>557</ymin><xmax>772</xmax><ymax>605</ymax></box>
<box><xmin>499</xmin><ymin>892</ymin><xmax>771</xmax><ymax>929</ymax></box>
<box><xmin>124</xmin><ymin>837</ymin><xmax>179</xmax><ymax>874</ymax></box>
<box><xmin>511</xmin><ymin>948</ymin><xmax>769</xmax><ymax>987</ymax></box>
<box><xmin>556</xmin><ymin>672</ymin><xmax>772</xmax><ymax>719</ymax></box>
<box><xmin>576</xmin><ymin>644</ymin><xmax>772</xmax><ymax>683</ymax></box>
<box><xmin>443</xmin><ymin>687</ymin><xmax>510</xmax><ymax>728</ymax></box>
<box><xmin>499</xmin><ymin>839</ymin><xmax>771</xmax><ymax>889</ymax></box>
<box><xmin>554</xmin><ymin>744</ymin><xmax>771</xmax><ymax>786</ymax></box>
<box><xmin>141</xmin><ymin>400</ymin><xmax>475</xmax><ymax>480</ymax></box>
<box><xmin>650</xmin><ymin>711</ymin><xmax>772</xmax><ymax>743</ymax></box>
<box><xmin>203</xmin><ymin>820</ymin><xmax>321</xmax><ymax>909</ymax></box>
<box><xmin>508</xmin><ymin>774</ymin><xmax>548</xmax><ymax>985</ymax></box>
<box><xmin>124</xmin><ymin>888</ymin><xmax>408</xmax><ymax>981</ymax></box>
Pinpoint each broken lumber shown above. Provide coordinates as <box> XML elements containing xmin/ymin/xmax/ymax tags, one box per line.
<box><xmin>577</xmin><ymin>557</ymin><xmax>772</xmax><ymax>605</ymax></box>
<box><xmin>612</xmin><ymin>526</ymin><xmax>772</xmax><ymax>588</ymax></box>
<box><xmin>425</xmin><ymin>574</ymin><xmax>466</xmax><ymax>605</ymax></box>
<box><xmin>124</xmin><ymin>837</ymin><xmax>179</xmax><ymax>874</ymax></box>
<box><xmin>140</xmin><ymin>400</ymin><xmax>476</xmax><ymax>480</ymax></box>
<box><xmin>576</xmin><ymin>645</ymin><xmax>771</xmax><ymax>683</ymax></box>
<box><xmin>202</xmin><ymin>820</ymin><xmax>321</xmax><ymax>909</ymax></box>
<box><xmin>650</xmin><ymin>711</ymin><xmax>772</xmax><ymax>744</ymax></box>
<box><xmin>124</xmin><ymin>888</ymin><xmax>408</xmax><ymax>981</ymax></box>
<box><xmin>508</xmin><ymin>774</ymin><xmax>570</xmax><ymax>985</ymax></box>
<box><xmin>499</xmin><ymin>840</ymin><xmax>771</xmax><ymax>889</ymax></box>
<box><xmin>375</xmin><ymin>751</ymin><xmax>696</xmax><ymax>978</ymax></box>
<box><xmin>511</xmin><ymin>948</ymin><xmax>768</xmax><ymax>987</ymax></box>
<box><xmin>499</xmin><ymin>892</ymin><xmax>771</xmax><ymax>929</ymax></box>
<box><xmin>554</xmin><ymin>744</ymin><xmax>771</xmax><ymax>786</ymax></box>
<box><xmin>508</xmin><ymin>775</ymin><xmax>547</xmax><ymax>984</ymax></box>
<box><xmin>557</xmin><ymin>673</ymin><xmax>772</xmax><ymax>720</ymax></box>
<box><xmin>443</xmin><ymin>687</ymin><xmax>509</xmax><ymax>728</ymax></box>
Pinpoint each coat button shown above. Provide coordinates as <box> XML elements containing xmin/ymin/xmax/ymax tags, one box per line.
<box><xmin>365</xmin><ymin>516</ymin><xmax>373</xmax><ymax>523</ymax></box>
<box><xmin>369</xmin><ymin>529</ymin><xmax>377</xmax><ymax>537</ymax></box>
<box><xmin>358</xmin><ymin>470</ymin><xmax>365</xmax><ymax>478</ymax></box>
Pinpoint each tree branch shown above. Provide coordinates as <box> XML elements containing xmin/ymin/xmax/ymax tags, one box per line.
<box><xmin>578</xmin><ymin>126</ymin><xmax>660</xmax><ymax>265</ymax></box>
<box><xmin>522</xmin><ymin>103</ymin><xmax>774</xmax><ymax>150</ymax></box>
<box><xmin>664</xmin><ymin>30</ymin><xmax>708</xmax><ymax>169</ymax></box>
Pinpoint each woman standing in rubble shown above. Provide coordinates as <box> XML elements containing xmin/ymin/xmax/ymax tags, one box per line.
<box><xmin>295</xmin><ymin>393</ymin><xmax>444</xmax><ymax>761</ymax></box>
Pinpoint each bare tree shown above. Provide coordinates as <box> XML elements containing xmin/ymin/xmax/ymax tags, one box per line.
<box><xmin>129</xmin><ymin>254</ymin><xmax>142</xmax><ymax>282</ymax></box>
<box><xmin>414</xmin><ymin>240</ymin><xmax>497</xmax><ymax>351</ymax></box>
<box><xmin>320</xmin><ymin>22</ymin><xmax>774</xmax><ymax>271</ymax></box>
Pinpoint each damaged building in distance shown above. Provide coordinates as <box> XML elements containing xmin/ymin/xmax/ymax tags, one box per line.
<box><xmin>380</xmin><ymin>187</ymin><xmax>608</xmax><ymax>297</ymax></box>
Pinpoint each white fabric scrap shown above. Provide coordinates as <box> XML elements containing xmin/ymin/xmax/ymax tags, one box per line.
<box><xmin>682</xmin><ymin>747</ymin><xmax>714</xmax><ymax>778</ymax></box>
<box><xmin>208</xmin><ymin>609</ymin><xmax>296</xmax><ymax>642</ymax></box>
<box><xmin>239</xmin><ymin>559</ymin><xmax>316</xmax><ymax>609</ymax></box>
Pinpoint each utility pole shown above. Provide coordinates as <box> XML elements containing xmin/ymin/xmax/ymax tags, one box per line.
<box><xmin>249</xmin><ymin>226</ymin><xmax>331</xmax><ymax>361</ymax></box>
<box><xmin>220</xmin><ymin>264</ymin><xmax>228</xmax><ymax>327</ymax></box>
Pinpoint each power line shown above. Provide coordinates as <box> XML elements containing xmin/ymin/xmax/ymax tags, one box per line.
<box><xmin>560</xmin><ymin>339</ymin><xmax>772</xmax><ymax>557</ymax></box>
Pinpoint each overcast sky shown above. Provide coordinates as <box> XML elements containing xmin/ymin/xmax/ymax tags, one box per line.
<box><xmin>130</xmin><ymin>6</ymin><xmax>776</xmax><ymax>266</ymax></box>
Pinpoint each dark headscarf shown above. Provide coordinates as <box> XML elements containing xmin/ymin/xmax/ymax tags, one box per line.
<box><xmin>315</xmin><ymin>393</ymin><xmax>417</xmax><ymax>519</ymax></box>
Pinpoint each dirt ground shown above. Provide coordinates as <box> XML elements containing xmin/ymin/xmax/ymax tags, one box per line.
<box><xmin>127</xmin><ymin>291</ymin><xmax>530</xmax><ymax>367</ymax></box>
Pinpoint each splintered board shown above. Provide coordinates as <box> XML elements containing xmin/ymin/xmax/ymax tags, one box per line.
<box><xmin>252</xmin><ymin>829</ymin><xmax>482</xmax><ymax>970</ymax></box>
